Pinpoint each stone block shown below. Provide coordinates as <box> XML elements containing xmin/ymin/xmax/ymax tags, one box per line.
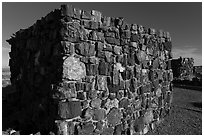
<box><xmin>79</xmin><ymin>121</ymin><xmax>95</xmax><ymax>134</ymax></box>
<box><xmin>105</xmin><ymin>98</ymin><xmax>119</xmax><ymax>111</ymax></box>
<box><xmin>89</xmin><ymin>30</ymin><xmax>98</xmax><ymax>41</ymax></box>
<box><xmin>81</xmin><ymin>10</ymin><xmax>92</xmax><ymax>20</ymax></box>
<box><xmin>86</xmin><ymin>64</ymin><xmax>98</xmax><ymax>76</ymax></box>
<box><xmin>58</xmin><ymin>100</ymin><xmax>82</xmax><ymax>119</ymax></box>
<box><xmin>119</xmin><ymin>98</ymin><xmax>130</xmax><ymax>109</ymax></box>
<box><xmin>61</xmin><ymin>4</ymin><xmax>74</xmax><ymax>17</ymax></box>
<box><xmin>92</xmin><ymin>108</ymin><xmax>106</xmax><ymax>121</ymax></box>
<box><xmin>101</xmin><ymin>126</ymin><xmax>114</xmax><ymax>135</ymax></box>
<box><xmin>143</xmin><ymin>109</ymin><xmax>154</xmax><ymax>124</ymax></box>
<box><xmin>105</xmin><ymin>37</ymin><xmax>120</xmax><ymax>45</ymax></box>
<box><xmin>98</xmin><ymin>60</ymin><xmax>109</xmax><ymax>75</ymax></box>
<box><xmin>113</xmin><ymin>46</ymin><xmax>122</xmax><ymax>55</ymax></box>
<box><xmin>131</xmin><ymin>34</ymin><xmax>139</xmax><ymax>42</ymax></box>
<box><xmin>96</xmin><ymin>75</ymin><xmax>108</xmax><ymax>91</ymax></box>
<box><xmin>61</xmin><ymin>41</ymin><xmax>75</xmax><ymax>55</ymax></box>
<box><xmin>114</xmin><ymin>124</ymin><xmax>123</xmax><ymax>135</ymax></box>
<box><xmin>82</xmin><ymin>20</ymin><xmax>98</xmax><ymax>30</ymax></box>
<box><xmin>60</xmin><ymin>22</ymin><xmax>81</xmax><ymax>42</ymax></box>
<box><xmin>90</xmin><ymin>98</ymin><xmax>102</xmax><ymax>108</ymax></box>
<box><xmin>91</xmin><ymin>10</ymin><xmax>102</xmax><ymax>22</ymax></box>
<box><xmin>107</xmin><ymin>108</ymin><xmax>122</xmax><ymax>127</ymax></box>
<box><xmin>101</xmin><ymin>16</ymin><xmax>111</xmax><ymax>27</ymax></box>
<box><xmin>132</xmin><ymin>117</ymin><xmax>144</xmax><ymax>133</ymax></box>
<box><xmin>105</xmin><ymin>32</ymin><xmax>115</xmax><ymax>38</ymax></box>
<box><xmin>121</xmin><ymin>30</ymin><xmax>131</xmax><ymax>39</ymax></box>
<box><xmin>63</xmin><ymin>56</ymin><xmax>86</xmax><ymax>80</ymax></box>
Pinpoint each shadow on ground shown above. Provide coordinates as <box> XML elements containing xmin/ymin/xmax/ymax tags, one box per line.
<box><xmin>173</xmin><ymin>84</ymin><xmax>202</xmax><ymax>91</ymax></box>
<box><xmin>191</xmin><ymin>102</ymin><xmax>202</xmax><ymax>108</ymax></box>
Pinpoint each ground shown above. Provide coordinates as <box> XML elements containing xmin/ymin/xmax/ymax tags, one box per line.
<box><xmin>148</xmin><ymin>87</ymin><xmax>202</xmax><ymax>135</ymax></box>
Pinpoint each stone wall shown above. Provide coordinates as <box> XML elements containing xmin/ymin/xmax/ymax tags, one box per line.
<box><xmin>7</xmin><ymin>4</ymin><xmax>173</xmax><ymax>135</ymax></box>
<box><xmin>172</xmin><ymin>57</ymin><xmax>194</xmax><ymax>81</ymax></box>
<box><xmin>193</xmin><ymin>66</ymin><xmax>202</xmax><ymax>80</ymax></box>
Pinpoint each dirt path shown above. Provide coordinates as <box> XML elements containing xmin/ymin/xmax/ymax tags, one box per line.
<box><xmin>148</xmin><ymin>87</ymin><xmax>202</xmax><ymax>135</ymax></box>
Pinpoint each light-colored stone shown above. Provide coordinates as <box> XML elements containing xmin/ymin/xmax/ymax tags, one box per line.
<box><xmin>63</xmin><ymin>56</ymin><xmax>86</xmax><ymax>80</ymax></box>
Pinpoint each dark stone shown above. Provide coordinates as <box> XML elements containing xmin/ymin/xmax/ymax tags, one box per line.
<box><xmin>86</xmin><ymin>64</ymin><xmax>98</xmax><ymax>76</ymax></box>
<box><xmin>79</xmin><ymin>121</ymin><xmax>95</xmax><ymax>135</ymax></box>
<box><xmin>132</xmin><ymin>117</ymin><xmax>144</xmax><ymax>133</ymax></box>
<box><xmin>95</xmin><ymin>121</ymin><xmax>104</xmax><ymax>132</ymax></box>
<box><xmin>121</xmin><ymin>30</ymin><xmax>131</xmax><ymax>39</ymax></box>
<box><xmin>58</xmin><ymin>101</ymin><xmax>82</xmax><ymax>119</ymax></box>
<box><xmin>82</xmin><ymin>20</ymin><xmax>98</xmax><ymax>30</ymax></box>
<box><xmin>105</xmin><ymin>32</ymin><xmax>115</xmax><ymax>38</ymax></box>
<box><xmin>127</xmin><ymin>50</ymin><xmax>135</xmax><ymax>66</ymax></box>
<box><xmin>114</xmin><ymin>124</ymin><xmax>123</xmax><ymax>135</ymax></box>
<box><xmin>96</xmin><ymin>75</ymin><xmax>107</xmax><ymax>91</ymax></box>
<box><xmin>105</xmin><ymin>37</ymin><xmax>120</xmax><ymax>45</ymax></box>
<box><xmin>92</xmin><ymin>108</ymin><xmax>106</xmax><ymax>121</ymax></box>
<box><xmin>109</xmin><ymin>92</ymin><xmax>116</xmax><ymax>100</ymax></box>
<box><xmin>61</xmin><ymin>4</ymin><xmax>74</xmax><ymax>17</ymax></box>
<box><xmin>77</xmin><ymin>91</ymin><xmax>86</xmax><ymax>100</ymax></box>
<box><xmin>89</xmin><ymin>57</ymin><xmax>98</xmax><ymax>64</ymax></box>
<box><xmin>73</xmin><ymin>7</ymin><xmax>81</xmax><ymax>19</ymax></box>
<box><xmin>130</xmin><ymin>78</ymin><xmax>137</xmax><ymax>92</ymax></box>
<box><xmin>88</xmin><ymin>90</ymin><xmax>98</xmax><ymax>99</ymax></box>
<box><xmin>108</xmin><ymin>84</ymin><xmax>120</xmax><ymax>93</ymax></box>
<box><xmin>88</xmin><ymin>43</ymin><xmax>96</xmax><ymax>56</ymax></box>
<box><xmin>98</xmin><ymin>60</ymin><xmax>109</xmax><ymax>75</ymax></box>
<box><xmin>119</xmin><ymin>98</ymin><xmax>130</xmax><ymax>109</ymax></box>
<box><xmin>130</xmin><ymin>34</ymin><xmax>139</xmax><ymax>42</ymax></box>
<box><xmin>120</xmin><ymin>38</ymin><xmax>130</xmax><ymax>45</ymax></box>
<box><xmin>89</xmin><ymin>31</ymin><xmax>98</xmax><ymax>41</ymax></box>
<box><xmin>91</xmin><ymin>10</ymin><xmax>102</xmax><ymax>22</ymax></box>
<box><xmin>81</xmin><ymin>10</ymin><xmax>92</xmax><ymax>20</ymax></box>
<box><xmin>75</xmin><ymin>82</ymin><xmax>83</xmax><ymax>91</ymax></box>
<box><xmin>102</xmin><ymin>126</ymin><xmax>114</xmax><ymax>135</ymax></box>
<box><xmin>104</xmin><ymin>51</ymin><xmax>112</xmax><ymax>63</ymax></box>
<box><xmin>153</xmin><ymin>58</ymin><xmax>159</xmax><ymax>69</ymax></box>
<box><xmin>97</xmin><ymin>32</ymin><xmax>105</xmax><ymax>42</ymax></box>
<box><xmin>61</xmin><ymin>41</ymin><xmax>75</xmax><ymax>55</ymax></box>
<box><xmin>81</xmin><ymin>100</ymin><xmax>89</xmax><ymax>109</ymax></box>
<box><xmin>53</xmin><ymin>83</ymin><xmax>77</xmax><ymax>100</ymax></box>
<box><xmin>75</xmin><ymin>42</ymin><xmax>86</xmax><ymax>56</ymax></box>
<box><xmin>107</xmin><ymin>108</ymin><xmax>122</xmax><ymax>127</ymax></box>
<box><xmin>60</xmin><ymin>22</ymin><xmax>81</xmax><ymax>42</ymax></box>
<box><xmin>116</xmin><ymin>90</ymin><xmax>124</xmax><ymax>100</ymax></box>
<box><xmin>115</xmin><ymin>17</ymin><xmax>124</xmax><ymax>27</ymax></box>
<box><xmin>101</xmin><ymin>16</ymin><xmax>111</xmax><ymax>27</ymax></box>
<box><xmin>104</xmin><ymin>43</ymin><xmax>113</xmax><ymax>52</ymax></box>
<box><xmin>96</xmin><ymin>42</ymin><xmax>105</xmax><ymax>58</ymax></box>
<box><xmin>121</xmin><ymin>67</ymin><xmax>133</xmax><ymax>80</ymax></box>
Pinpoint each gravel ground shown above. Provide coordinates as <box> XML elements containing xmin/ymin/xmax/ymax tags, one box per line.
<box><xmin>148</xmin><ymin>87</ymin><xmax>202</xmax><ymax>135</ymax></box>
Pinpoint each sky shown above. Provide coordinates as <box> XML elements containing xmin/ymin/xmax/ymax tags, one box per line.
<box><xmin>2</xmin><ymin>2</ymin><xmax>202</xmax><ymax>68</ymax></box>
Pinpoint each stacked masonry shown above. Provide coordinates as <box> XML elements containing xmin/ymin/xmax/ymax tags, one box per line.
<box><xmin>7</xmin><ymin>4</ymin><xmax>173</xmax><ymax>135</ymax></box>
<box><xmin>171</xmin><ymin>57</ymin><xmax>194</xmax><ymax>81</ymax></box>
<box><xmin>193</xmin><ymin>66</ymin><xmax>202</xmax><ymax>81</ymax></box>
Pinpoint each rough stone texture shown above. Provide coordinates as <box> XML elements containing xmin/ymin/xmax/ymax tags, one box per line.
<box><xmin>7</xmin><ymin>4</ymin><xmax>173</xmax><ymax>135</ymax></box>
<box><xmin>171</xmin><ymin>57</ymin><xmax>194</xmax><ymax>80</ymax></box>
<box><xmin>63</xmin><ymin>56</ymin><xmax>86</xmax><ymax>80</ymax></box>
<box><xmin>193</xmin><ymin>66</ymin><xmax>202</xmax><ymax>81</ymax></box>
